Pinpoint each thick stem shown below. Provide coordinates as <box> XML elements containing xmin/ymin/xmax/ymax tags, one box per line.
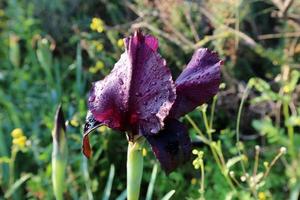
<box><xmin>127</xmin><ymin>137</ymin><xmax>145</xmax><ymax>200</ymax></box>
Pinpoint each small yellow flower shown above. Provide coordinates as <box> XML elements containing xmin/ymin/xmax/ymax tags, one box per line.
<box><xmin>13</xmin><ymin>135</ymin><xmax>27</xmax><ymax>148</ymax></box>
<box><xmin>90</xmin><ymin>17</ymin><xmax>105</xmax><ymax>33</ymax></box>
<box><xmin>96</xmin><ymin>61</ymin><xmax>104</xmax><ymax>69</ymax></box>
<box><xmin>142</xmin><ymin>148</ymin><xmax>147</xmax><ymax>157</ymax></box>
<box><xmin>258</xmin><ymin>192</ymin><xmax>266</xmax><ymax>200</ymax></box>
<box><xmin>117</xmin><ymin>39</ymin><xmax>124</xmax><ymax>48</ymax></box>
<box><xmin>11</xmin><ymin>128</ymin><xmax>24</xmax><ymax>139</ymax></box>
<box><xmin>70</xmin><ymin>119</ymin><xmax>79</xmax><ymax>127</ymax></box>
<box><xmin>191</xmin><ymin>178</ymin><xmax>197</xmax><ymax>185</ymax></box>
<box><xmin>96</xmin><ymin>43</ymin><xmax>104</xmax><ymax>51</ymax></box>
<box><xmin>89</xmin><ymin>61</ymin><xmax>105</xmax><ymax>74</ymax></box>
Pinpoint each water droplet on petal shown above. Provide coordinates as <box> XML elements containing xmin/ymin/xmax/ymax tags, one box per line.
<box><xmin>118</xmin><ymin>78</ymin><xmax>124</xmax><ymax>85</ymax></box>
<box><xmin>89</xmin><ymin>95</ymin><xmax>96</xmax><ymax>102</ymax></box>
<box><xmin>151</xmin><ymin>82</ymin><xmax>157</xmax><ymax>86</ymax></box>
<box><xmin>150</xmin><ymin>128</ymin><xmax>157</xmax><ymax>134</ymax></box>
<box><xmin>135</xmin><ymin>92</ymin><xmax>142</xmax><ymax>97</ymax></box>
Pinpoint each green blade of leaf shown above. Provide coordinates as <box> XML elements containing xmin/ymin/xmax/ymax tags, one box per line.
<box><xmin>4</xmin><ymin>173</ymin><xmax>32</xmax><ymax>198</ymax></box>
<box><xmin>116</xmin><ymin>189</ymin><xmax>127</xmax><ymax>200</ymax></box>
<box><xmin>161</xmin><ymin>190</ymin><xmax>176</xmax><ymax>200</ymax></box>
<box><xmin>102</xmin><ymin>164</ymin><xmax>115</xmax><ymax>200</ymax></box>
<box><xmin>146</xmin><ymin>163</ymin><xmax>158</xmax><ymax>200</ymax></box>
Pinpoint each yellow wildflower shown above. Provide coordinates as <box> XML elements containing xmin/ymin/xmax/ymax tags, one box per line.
<box><xmin>258</xmin><ymin>192</ymin><xmax>266</xmax><ymax>200</ymax></box>
<box><xmin>283</xmin><ymin>85</ymin><xmax>290</xmax><ymax>93</ymax></box>
<box><xmin>96</xmin><ymin>42</ymin><xmax>104</xmax><ymax>51</ymax></box>
<box><xmin>117</xmin><ymin>39</ymin><xmax>124</xmax><ymax>48</ymax></box>
<box><xmin>13</xmin><ymin>135</ymin><xmax>27</xmax><ymax>148</ymax></box>
<box><xmin>191</xmin><ymin>178</ymin><xmax>197</xmax><ymax>185</ymax></box>
<box><xmin>70</xmin><ymin>119</ymin><xmax>79</xmax><ymax>127</ymax></box>
<box><xmin>11</xmin><ymin>128</ymin><xmax>24</xmax><ymax>138</ymax></box>
<box><xmin>90</xmin><ymin>17</ymin><xmax>105</xmax><ymax>33</ymax></box>
<box><xmin>89</xmin><ymin>61</ymin><xmax>104</xmax><ymax>74</ymax></box>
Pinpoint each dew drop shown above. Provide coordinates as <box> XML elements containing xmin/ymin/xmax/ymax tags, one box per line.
<box><xmin>118</xmin><ymin>78</ymin><xmax>124</xmax><ymax>85</ymax></box>
<box><xmin>89</xmin><ymin>96</ymin><xmax>96</xmax><ymax>102</ymax></box>
<box><xmin>151</xmin><ymin>82</ymin><xmax>157</xmax><ymax>86</ymax></box>
<box><xmin>150</xmin><ymin>128</ymin><xmax>157</xmax><ymax>134</ymax></box>
<box><xmin>135</xmin><ymin>92</ymin><xmax>142</xmax><ymax>97</ymax></box>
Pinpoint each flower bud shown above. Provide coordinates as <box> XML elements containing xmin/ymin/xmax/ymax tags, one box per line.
<box><xmin>52</xmin><ymin>105</ymin><xmax>68</xmax><ymax>200</ymax></box>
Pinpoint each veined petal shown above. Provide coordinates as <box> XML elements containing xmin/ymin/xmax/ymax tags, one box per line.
<box><xmin>145</xmin><ymin>118</ymin><xmax>191</xmax><ymax>174</ymax></box>
<box><xmin>88</xmin><ymin>31</ymin><xmax>176</xmax><ymax>138</ymax></box>
<box><xmin>88</xmin><ymin>51</ymin><xmax>131</xmax><ymax>131</ymax></box>
<box><xmin>125</xmin><ymin>31</ymin><xmax>176</xmax><ymax>136</ymax></box>
<box><xmin>169</xmin><ymin>48</ymin><xmax>222</xmax><ymax>118</ymax></box>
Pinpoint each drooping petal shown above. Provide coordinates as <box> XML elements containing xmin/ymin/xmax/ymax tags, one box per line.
<box><xmin>82</xmin><ymin>111</ymin><xmax>102</xmax><ymax>158</ymax></box>
<box><xmin>169</xmin><ymin>48</ymin><xmax>222</xmax><ymax>118</ymax></box>
<box><xmin>145</xmin><ymin>118</ymin><xmax>191</xmax><ymax>174</ymax></box>
<box><xmin>125</xmin><ymin>31</ymin><xmax>176</xmax><ymax>136</ymax></box>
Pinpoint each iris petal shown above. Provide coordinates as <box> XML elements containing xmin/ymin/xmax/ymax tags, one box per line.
<box><xmin>88</xmin><ymin>31</ymin><xmax>176</xmax><ymax>136</ymax></box>
<box><xmin>145</xmin><ymin>118</ymin><xmax>191</xmax><ymax>174</ymax></box>
<box><xmin>169</xmin><ymin>48</ymin><xmax>222</xmax><ymax>118</ymax></box>
<box><xmin>82</xmin><ymin>111</ymin><xmax>102</xmax><ymax>158</ymax></box>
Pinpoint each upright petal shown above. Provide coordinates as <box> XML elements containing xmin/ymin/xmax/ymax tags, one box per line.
<box><xmin>169</xmin><ymin>48</ymin><xmax>222</xmax><ymax>118</ymax></box>
<box><xmin>145</xmin><ymin>118</ymin><xmax>191</xmax><ymax>174</ymax></box>
<box><xmin>88</xmin><ymin>31</ymin><xmax>176</xmax><ymax>138</ymax></box>
<box><xmin>88</xmin><ymin>52</ymin><xmax>131</xmax><ymax>131</ymax></box>
<box><xmin>125</xmin><ymin>31</ymin><xmax>176</xmax><ymax>136</ymax></box>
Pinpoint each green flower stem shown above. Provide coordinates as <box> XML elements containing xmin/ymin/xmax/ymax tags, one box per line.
<box><xmin>127</xmin><ymin>136</ymin><xmax>145</xmax><ymax>200</ymax></box>
<box><xmin>283</xmin><ymin>100</ymin><xmax>295</xmax><ymax>158</ymax></box>
<box><xmin>52</xmin><ymin>156</ymin><xmax>66</xmax><ymax>200</ymax></box>
<box><xmin>9</xmin><ymin>148</ymin><xmax>17</xmax><ymax>186</ymax></box>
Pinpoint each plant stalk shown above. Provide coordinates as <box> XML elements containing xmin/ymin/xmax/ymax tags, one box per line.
<box><xmin>127</xmin><ymin>137</ymin><xmax>145</xmax><ymax>200</ymax></box>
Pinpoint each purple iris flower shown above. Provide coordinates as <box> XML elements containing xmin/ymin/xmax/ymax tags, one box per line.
<box><xmin>83</xmin><ymin>31</ymin><xmax>222</xmax><ymax>173</ymax></box>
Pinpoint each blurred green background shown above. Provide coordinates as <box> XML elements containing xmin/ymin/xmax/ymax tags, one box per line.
<box><xmin>0</xmin><ymin>0</ymin><xmax>300</xmax><ymax>199</ymax></box>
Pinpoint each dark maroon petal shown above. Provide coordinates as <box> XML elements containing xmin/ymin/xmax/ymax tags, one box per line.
<box><xmin>169</xmin><ymin>48</ymin><xmax>222</xmax><ymax>118</ymax></box>
<box><xmin>125</xmin><ymin>31</ymin><xmax>176</xmax><ymax>135</ymax></box>
<box><xmin>145</xmin><ymin>118</ymin><xmax>191</xmax><ymax>174</ymax></box>
<box><xmin>82</xmin><ymin>111</ymin><xmax>102</xmax><ymax>158</ymax></box>
<box><xmin>88</xmin><ymin>31</ymin><xmax>175</xmax><ymax>136</ymax></box>
<box><xmin>88</xmin><ymin>51</ymin><xmax>131</xmax><ymax>130</ymax></box>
